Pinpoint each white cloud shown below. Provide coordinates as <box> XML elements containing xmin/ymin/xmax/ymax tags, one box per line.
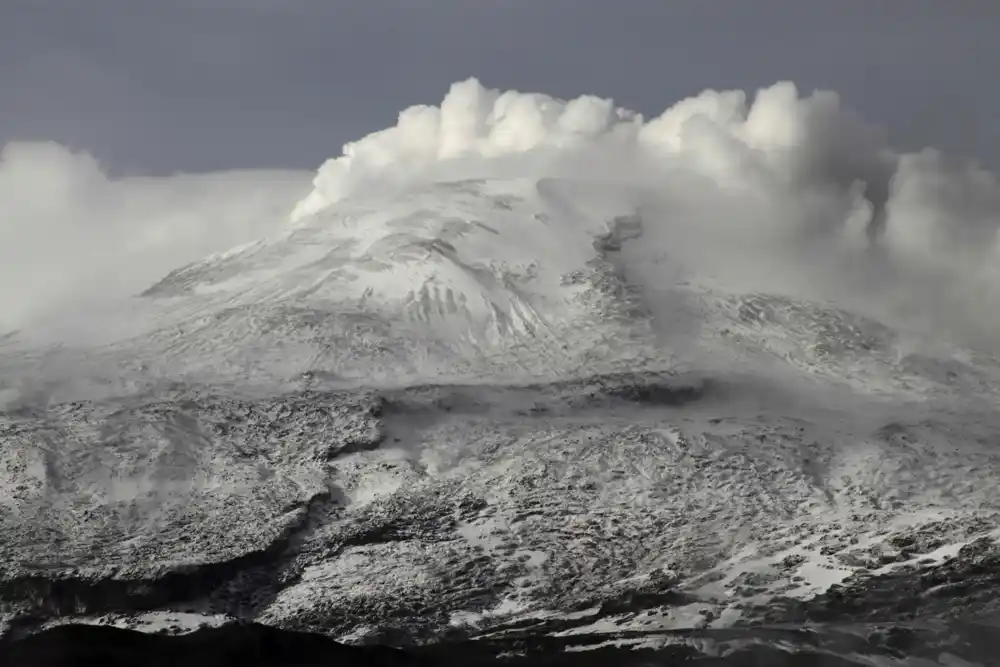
<box><xmin>0</xmin><ymin>141</ymin><xmax>310</xmax><ymax>334</ymax></box>
<box><xmin>290</xmin><ymin>78</ymin><xmax>1000</xmax><ymax>347</ymax></box>
<box><xmin>4</xmin><ymin>78</ymin><xmax>1000</xmax><ymax>352</ymax></box>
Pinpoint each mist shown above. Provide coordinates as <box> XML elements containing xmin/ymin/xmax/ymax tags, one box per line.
<box><xmin>292</xmin><ymin>78</ymin><xmax>1000</xmax><ymax>350</ymax></box>
<box><xmin>0</xmin><ymin>141</ymin><xmax>311</xmax><ymax>335</ymax></box>
<box><xmin>4</xmin><ymin>78</ymin><xmax>1000</xmax><ymax>354</ymax></box>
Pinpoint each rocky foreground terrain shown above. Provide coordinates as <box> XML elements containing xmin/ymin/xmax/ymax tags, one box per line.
<box><xmin>2</xmin><ymin>371</ymin><xmax>1000</xmax><ymax>664</ymax></box>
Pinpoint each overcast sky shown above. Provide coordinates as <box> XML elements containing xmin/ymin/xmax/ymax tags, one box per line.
<box><xmin>2</xmin><ymin>1</ymin><xmax>999</xmax><ymax>175</ymax></box>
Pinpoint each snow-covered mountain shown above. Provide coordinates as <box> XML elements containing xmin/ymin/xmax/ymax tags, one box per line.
<box><xmin>7</xmin><ymin>175</ymin><xmax>997</xmax><ymax>404</ymax></box>
<box><xmin>3</xmin><ymin>79</ymin><xmax>1000</xmax><ymax>665</ymax></box>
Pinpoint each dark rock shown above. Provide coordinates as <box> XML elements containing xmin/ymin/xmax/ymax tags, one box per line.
<box><xmin>5</xmin><ymin>621</ymin><xmax>999</xmax><ymax>666</ymax></box>
<box><xmin>0</xmin><ymin>622</ymin><xmax>418</xmax><ymax>667</ymax></box>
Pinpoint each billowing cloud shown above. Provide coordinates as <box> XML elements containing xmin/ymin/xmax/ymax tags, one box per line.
<box><xmin>291</xmin><ymin>78</ymin><xmax>1000</xmax><ymax>347</ymax></box>
<box><xmin>5</xmin><ymin>78</ymin><xmax>1000</xmax><ymax>352</ymax></box>
<box><xmin>292</xmin><ymin>79</ymin><xmax>895</xmax><ymax>227</ymax></box>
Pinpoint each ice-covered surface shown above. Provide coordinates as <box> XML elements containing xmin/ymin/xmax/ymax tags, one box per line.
<box><xmin>4</xmin><ymin>90</ymin><xmax>1000</xmax><ymax>663</ymax></box>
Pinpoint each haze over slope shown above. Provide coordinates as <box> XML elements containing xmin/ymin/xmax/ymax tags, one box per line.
<box><xmin>3</xmin><ymin>78</ymin><xmax>1000</xmax><ymax>401</ymax></box>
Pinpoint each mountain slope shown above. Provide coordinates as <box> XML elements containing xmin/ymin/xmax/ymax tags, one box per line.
<box><xmin>4</xmin><ymin>177</ymin><xmax>997</xmax><ymax>403</ymax></box>
<box><xmin>2</xmin><ymin>177</ymin><xmax>1000</xmax><ymax>664</ymax></box>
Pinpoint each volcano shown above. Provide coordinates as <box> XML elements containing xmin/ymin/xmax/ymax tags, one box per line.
<box><xmin>3</xmin><ymin>79</ymin><xmax>1000</xmax><ymax>666</ymax></box>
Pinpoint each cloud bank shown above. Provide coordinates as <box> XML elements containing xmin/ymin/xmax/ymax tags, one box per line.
<box><xmin>0</xmin><ymin>141</ymin><xmax>310</xmax><ymax>334</ymax></box>
<box><xmin>292</xmin><ymin>78</ymin><xmax>1000</xmax><ymax>348</ymax></box>
<box><xmin>4</xmin><ymin>79</ymin><xmax>1000</xmax><ymax>352</ymax></box>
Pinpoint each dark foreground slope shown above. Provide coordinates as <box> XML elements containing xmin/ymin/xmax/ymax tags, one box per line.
<box><xmin>0</xmin><ymin>623</ymin><xmax>416</xmax><ymax>667</ymax></box>
<box><xmin>2</xmin><ymin>621</ymin><xmax>998</xmax><ymax>666</ymax></box>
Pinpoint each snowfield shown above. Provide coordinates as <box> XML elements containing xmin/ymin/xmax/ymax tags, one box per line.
<box><xmin>4</xmin><ymin>77</ymin><xmax>1000</xmax><ymax>664</ymax></box>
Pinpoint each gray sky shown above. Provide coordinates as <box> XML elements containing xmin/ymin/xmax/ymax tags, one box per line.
<box><xmin>3</xmin><ymin>0</ymin><xmax>999</xmax><ymax>175</ymax></box>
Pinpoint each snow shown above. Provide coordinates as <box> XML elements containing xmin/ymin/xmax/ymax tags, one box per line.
<box><xmin>39</xmin><ymin>611</ymin><xmax>234</xmax><ymax>635</ymax></box>
<box><xmin>4</xmin><ymin>78</ymin><xmax>1000</xmax><ymax>660</ymax></box>
<box><xmin>448</xmin><ymin>597</ymin><xmax>530</xmax><ymax>629</ymax></box>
